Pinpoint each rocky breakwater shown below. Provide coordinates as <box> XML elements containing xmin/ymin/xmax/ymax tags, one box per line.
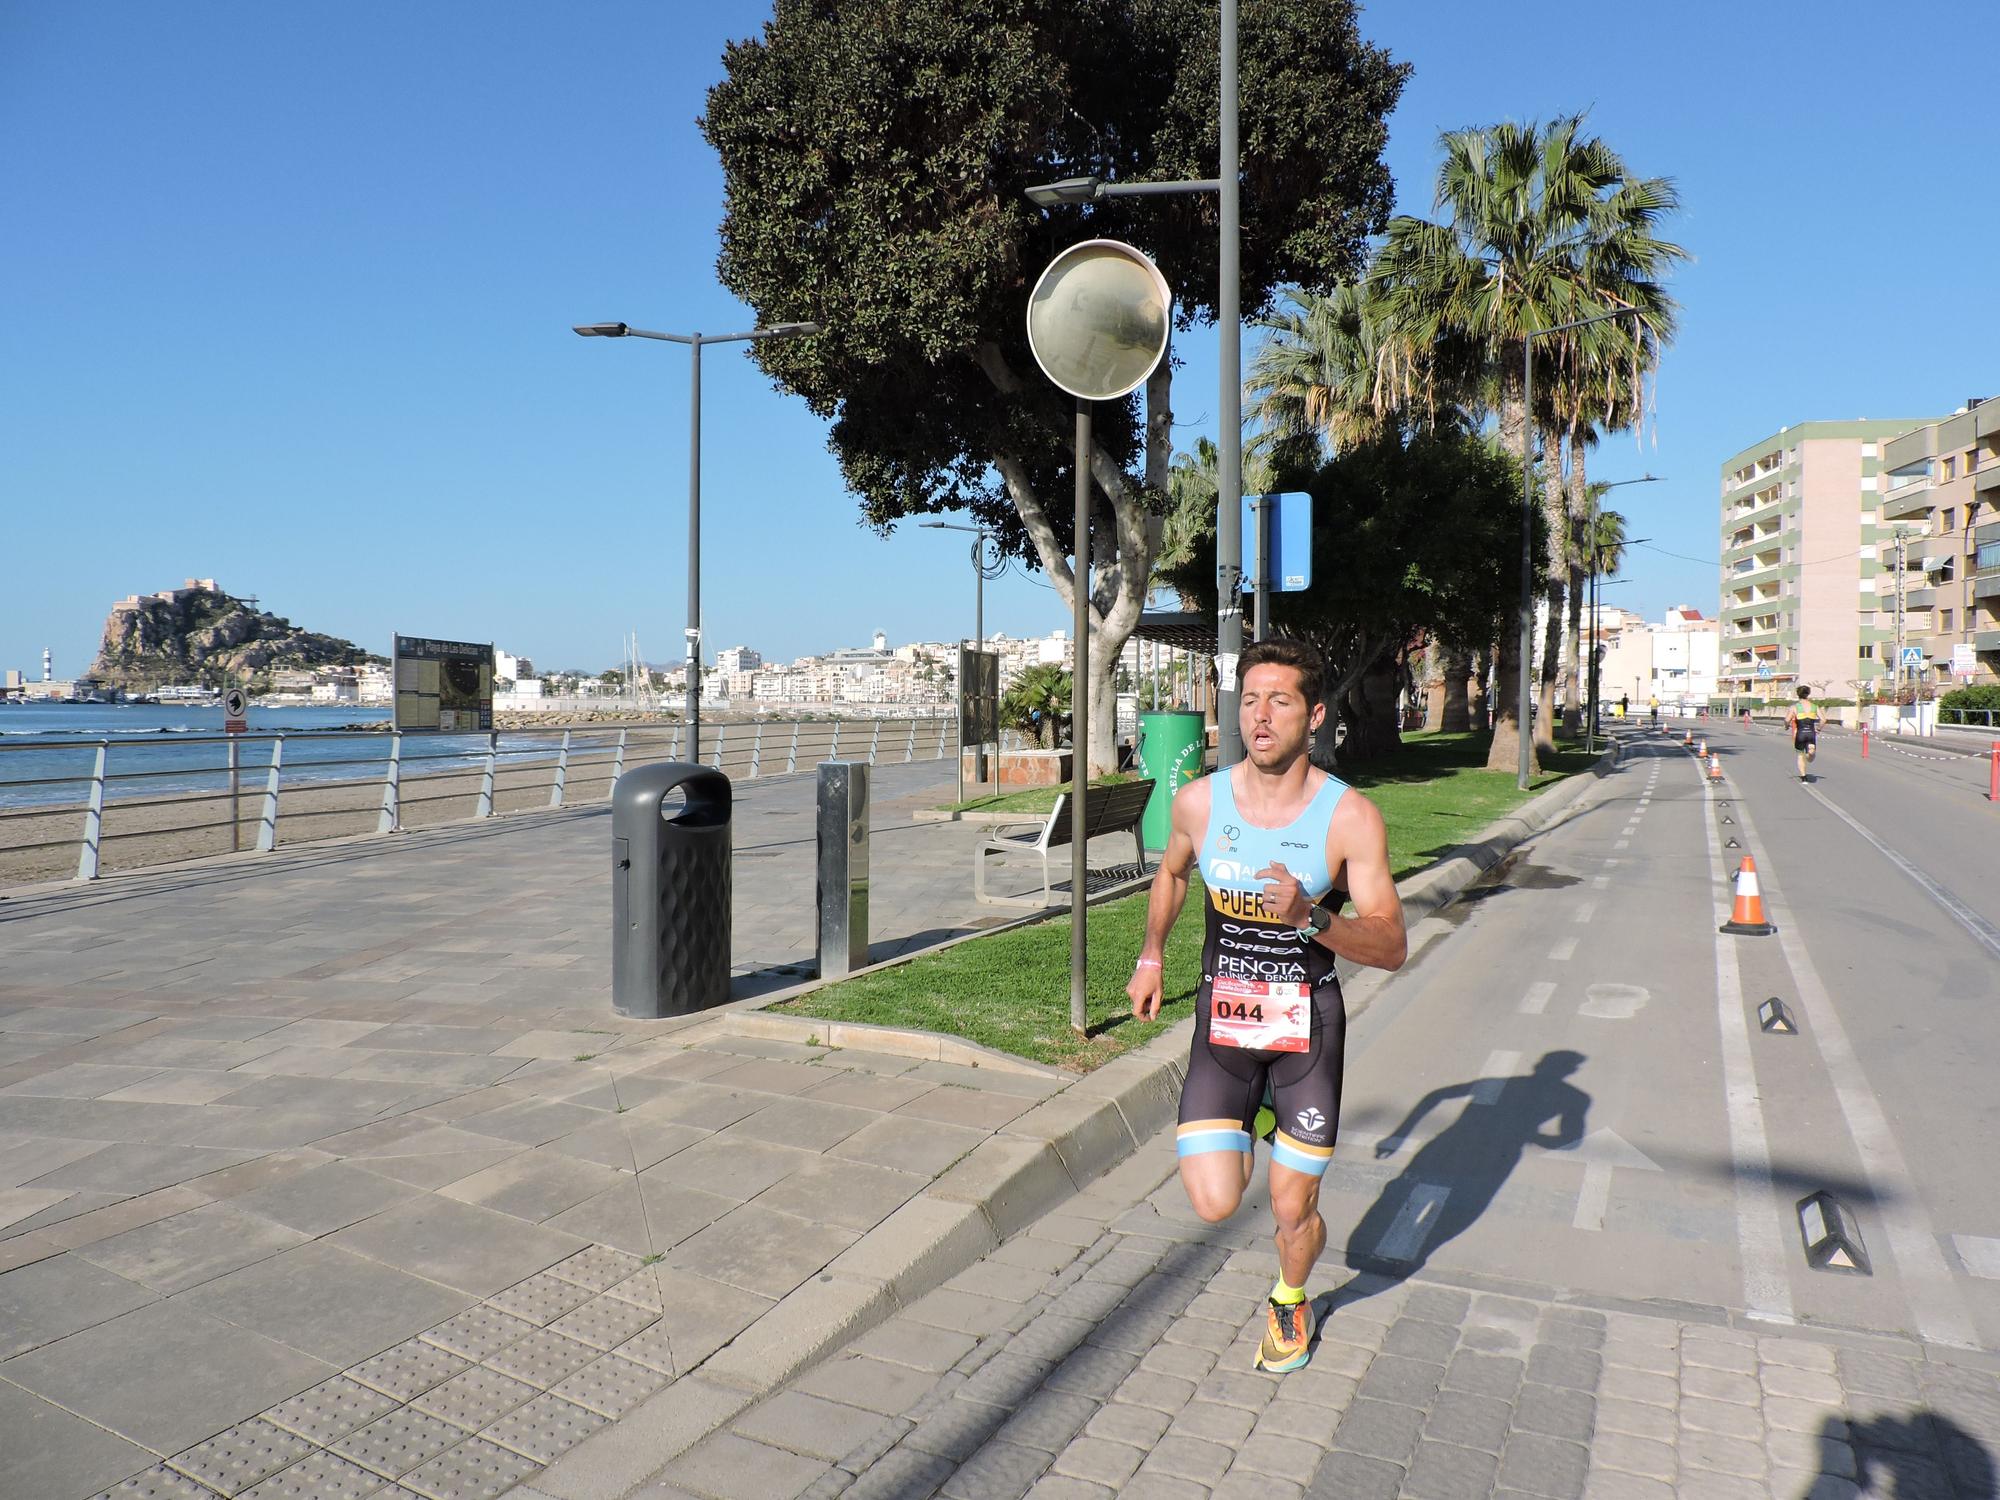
<box><xmin>90</xmin><ymin>580</ymin><xmax>379</xmax><ymax>692</ymax></box>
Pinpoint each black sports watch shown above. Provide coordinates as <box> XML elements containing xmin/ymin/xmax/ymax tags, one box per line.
<box><xmin>1298</xmin><ymin>905</ymin><xmax>1333</xmax><ymax>938</ymax></box>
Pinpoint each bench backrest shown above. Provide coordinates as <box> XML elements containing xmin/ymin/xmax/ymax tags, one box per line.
<box><xmin>1036</xmin><ymin>778</ymin><xmax>1156</xmax><ymax>848</ymax></box>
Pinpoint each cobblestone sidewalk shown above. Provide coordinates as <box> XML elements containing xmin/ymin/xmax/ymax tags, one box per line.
<box><xmin>617</xmin><ymin>1130</ymin><xmax>2000</xmax><ymax>1500</ymax></box>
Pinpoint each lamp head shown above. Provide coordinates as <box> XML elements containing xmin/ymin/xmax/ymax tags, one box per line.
<box><xmin>573</xmin><ymin>323</ymin><xmax>629</xmax><ymax>338</ymax></box>
<box><xmin>762</xmin><ymin>321</ymin><xmax>823</xmax><ymax>336</ymax></box>
<box><xmin>1025</xmin><ymin>176</ymin><xmax>1102</xmax><ymax>208</ymax></box>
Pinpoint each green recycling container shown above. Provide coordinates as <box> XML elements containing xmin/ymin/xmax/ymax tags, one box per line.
<box><xmin>1136</xmin><ymin>711</ymin><xmax>1205</xmax><ymax>851</ymax></box>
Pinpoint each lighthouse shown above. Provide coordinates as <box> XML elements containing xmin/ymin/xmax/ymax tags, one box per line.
<box><xmin>42</xmin><ymin>648</ymin><xmax>52</xmax><ymax>683</ymax></box>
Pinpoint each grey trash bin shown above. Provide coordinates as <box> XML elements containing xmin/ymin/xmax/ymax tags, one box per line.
<box><xmin>611</xmin><ymin>762</ymin><xmax>731</xmax><ymax>1018</ymax></box>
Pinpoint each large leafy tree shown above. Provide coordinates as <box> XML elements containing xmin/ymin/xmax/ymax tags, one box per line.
<box><xmin>701</xmin><ymin>0</ymin><xmax>1407</xmax><ymax>772</ymax></box>
<box><xmin>1370</xmin><ymin>115</ymin><xmax>1684</xmax><ymax>773</ymax></box>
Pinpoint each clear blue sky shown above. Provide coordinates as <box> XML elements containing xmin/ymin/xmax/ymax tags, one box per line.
<box><xmin>4</xmin><ymin>1</ymin><xmax>1994</xmax><ymax>681</ymax></box>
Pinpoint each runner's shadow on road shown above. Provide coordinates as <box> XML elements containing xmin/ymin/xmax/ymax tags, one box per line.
<box><xmin>1808</xmin><ymin>1410</ymin><xmax>1998</xmax><ymax>1499</ymax></box>
<box><xmin>1328</xmin><ymin>1050</ymin><xmax>1590</xmax><ymax>1314</ymax></box>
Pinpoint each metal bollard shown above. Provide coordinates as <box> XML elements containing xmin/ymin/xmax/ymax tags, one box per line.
<box><xmin>1990</xmin><ymin>741</ymin><xmax>1998</xmax><ymax>803</ymax></box>
<box><xmin>816</xmin><ymin>761</ymin><xmax>870</xmax><ymax>979</ymax></box>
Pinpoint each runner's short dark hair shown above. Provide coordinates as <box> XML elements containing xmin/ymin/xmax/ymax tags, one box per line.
<box><xmin>1798</xmin><ymin>686</ymin><xmax>1812</xmax><ymax>699</ymax></box>
<box><xmin>1238</xmin><ymin>638</ymin><xmax>1324</xmax><ymax>706</ymax></box>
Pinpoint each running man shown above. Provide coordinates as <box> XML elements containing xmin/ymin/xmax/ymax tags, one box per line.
<box><xmin>1127</xmin><ymin>639</ymin><xmax>1407</xmax><ymax>1373</ymax></box>
<box><xmin>1786</xmin><ymin>685</ymin><xmax>1821</xmax><ymax>782</ymax></box>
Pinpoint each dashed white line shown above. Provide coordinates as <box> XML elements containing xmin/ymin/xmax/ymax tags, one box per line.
<box><xmin>1518</xmin><ymin>981</ymin><xmax>1556</xmax><ymax>1016</ymax></box>
<box><xmin>1471</xmin><ymin>1050</ymin><xmax>1519</xmax><ymax>1104</ymax></box>
<box><xmin>1548</xmin><ymin>937</ymin><xmax>1578</xmax><ymax>962</ymax></box>
<box><xmin>1591</xmin><ymin>875</ymin><xmax>1610</xmax><ymax>890</ymax></box>
<box><xmin>1375</xmin><ymin>1182</ymin><xmax>1451</xmax><ymax>1264</ymax></box>
<box><xmin>1573</xmin><ymin>901</ymin><xmax>1596</xmax><ymax>924</ymax></box>
<box><xmin>1614</xmin><ymin>840</ymin><xmax>1629</xmax><ymax>850</ymax></box>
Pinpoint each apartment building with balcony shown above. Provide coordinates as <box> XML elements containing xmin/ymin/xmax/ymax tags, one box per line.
<box><xmin>1717</xmin><ymin>418</ymin><xmax>1939</xmax><ymax>697</ymax></box>
<box><xmin>1877</xmin><ymin>399</ymin><xmax>2000</xmax><ymax>687</ymax></box>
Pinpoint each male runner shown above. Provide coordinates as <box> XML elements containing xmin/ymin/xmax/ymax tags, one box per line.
<box><xmin>1127</xmin><ymin>639</ymin><xmax>1406</xmax><ymax>1373</ymax></box>
<box><xmin>1786</xmin><ymin>685</ymin><xmax>1821</xmax><ymax>782</ymax></box>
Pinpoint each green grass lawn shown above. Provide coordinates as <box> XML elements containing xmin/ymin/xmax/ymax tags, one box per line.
<box><xmin>783</xmin><ymin>729</ymin><xmax>1598</xmax><ymax>1070</ymax></box>
<box><xmin>943</xmin><ymin>771</ymin><xmax>1138</xmax><ymax>816</ymax></box>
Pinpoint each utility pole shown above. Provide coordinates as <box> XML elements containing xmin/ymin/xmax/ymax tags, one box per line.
<box><xmin>1894</xmin><ymin>527</ymin><xmax>1910</xmax><ymax>704</ymax></box>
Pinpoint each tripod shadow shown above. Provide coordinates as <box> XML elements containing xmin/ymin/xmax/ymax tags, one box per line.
<box><xmin>1327</xmin><ymin>1051</ymin><xmax>1590</xmax><ymax>1313</ymax></box>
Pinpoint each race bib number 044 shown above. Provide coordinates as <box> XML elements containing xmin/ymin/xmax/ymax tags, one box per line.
<box><xmin>1209</xmin><ymin>978</ymin><xmax>1310</xmax><ymax>1052</ymax></box>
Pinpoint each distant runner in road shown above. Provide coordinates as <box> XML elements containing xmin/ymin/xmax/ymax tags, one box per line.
<box><xmin>1128</xmin><ymin>639</ymin><xmax>1407</xmax><ymax>1373</ymax></box>
<box><xmin>1787</xmin><ymin>685</ymin><xmax>1822</xmax><ymax>782</ymax></box>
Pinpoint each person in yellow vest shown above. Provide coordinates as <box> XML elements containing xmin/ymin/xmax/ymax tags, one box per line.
<box><xmin>1786</xmin><ymin>686</ymin><xmax>1821</xmax><ymax>782</ymax></box>
<box><xmin>1647</xmin><ymin>694</ymin><xmax>1659</xmax><ymax>727</ymax></box>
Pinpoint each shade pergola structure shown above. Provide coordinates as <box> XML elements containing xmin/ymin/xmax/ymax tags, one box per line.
<box><xmin>1130</xmin><ymin>610</ymin><xmax>1217</xmax><ymax>654</ymax></box>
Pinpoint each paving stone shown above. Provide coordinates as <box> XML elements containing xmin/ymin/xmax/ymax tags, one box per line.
<box><xmin>1025</xmin><ymin>1477</ymin><xmax>1114</xmax><ymax>1500</ymax></box>
<box><xmin>1082</xmin><ymin>1400</ymin><xmax>1171</xmax><ymax>1448</ymax></box>
<box><xmin>1680</xmin><ymin>1338</ymin><xmax>1758</xmax><ymax>1376</ymax></box>
<box><xmin>1423</xmin><ymin>1388</ymin><xmax>1511</xmax><ymax>1453</ymax></box>
<box><xmin>1756</xmin><ymin>1335</ymin><xmax>1838</xmax><ymax>1374</ymax></box>
<box><xmin>397</xmin><ymin>1435</ymin><xmax>542</xmax><ymax>1499</ymax></box>
<box><xmin>1763</xmin><ymin>1394</ymin><xmax>1847</xmax><ymax>1436</ymax></box>
<box><xmin>836</xmin><ymin>1445</ymin><xmax>956</xmax><ymax>1500</ymax></box>
<box><xmin>1384</xmin><ymin>1316</ymin><xmax>1460</xmax><ymax>1364</ymax></box>
<box><xmin>1683</xmin><ymin>1363</ymin><xmax>1761</xmax><ymax>1404</ymax></box>
<box><xmin>166</xmin><ymin>1418</ymin><xmax>318</xmax><ymax>1496</ymax></box>
<box><xmin>1602</xmin><ymin>1339</ymin><xmax>1677</xmax><ymax>1375</ymax></box>
<box><xmin>262</xmin><ymin>1374</ymin><xmax>402</xmax><ymax>1446</ymax></box>
<box><xmin>479</xmin><ymin>1391</ymin><xmax>607</xmax><ymax>1465</ymax></box>
<box><xmin>334</xmin><ymin>1408</ymin><xmax>466</xmax><ymax>1479</ymax></box>
<box><xmin>1303</xmin><ymin>1448</ymin><xmax>1404</xmax><ymax>1500</ymax></box>
<box><xmin>1334</xmin><ymin>1398</ymin><xmax>1424</xmax><ymax>1464</ymax></box>
<box><xmin>410</xmin><ymin>1366</ymin><xmax>541</xmax><ymax>1432</ymax></box>
<box><xmin>1672</xmin><ymin>1471</ymin><xmax>1769</xmax><ymax>1500</ymax></box>
<box><xmin>732</xmin><ymin>1389</ymin><xmax>874</xmax><ymax>1462</ymax></box>
<box><xmin>796</xmin><ymin>1353</ymin><xmax>939</xmax><ymax>1417</ymax></box>
<box><xmin>1535</xmin><ymin>1319</ymin><xmax>1604</xmax><ymax>1352</ymax></box>
<box><xmin>1595</xmin><ymin>1396</ymin><xmax>1676</xmax><ymax>1444</ymax></box>
<box><xmin>1442</xmin><ymin>1349</ymin><xmax>1523</xmax><ymax>1399</ymax></box>
<box><xmin>938</xmin><ymin>1439</ymin><xmax>1053</xmax><ymax>1499</ymax></box>
<box><xmin>1402</xmin><ymin>1439</ymin><xmax>1499</xmax><ymax>1500</ymax></box>
<box><xmin>1117</xmin><ymin>1475</ymin><xmax>1209</xmax><ymax>1500</ymax></box>
<box><xmin>1173</xmin><ymin>1397</ymin><xmax>1257</xmax><ymax>1446</ymax></box>
<box><xmin>1680</xmin><ymin>1395</ymin><xmax>1763</xmax><ymax>1441</ymax></box>
<box><xmin>897</xmin><ymin>1287</ymin><xmax>1017</xmax><ymax>1338</ymax></box>
<box><xmin>1211</xmin><ymin>1478</ymin><xmax>1301</xmax><ymax>1500</ymax></box>
<box><xmin>1049</xmin><ymin>1436</ymin><xmax>1146</xmax><ymax>1487</ymax></box>
<box><xmin>1356</xmin><ymin>1353</ymin><xmax>1445</xmax><ymax>1406</ymax></box>
<box><xmin>546</xmin><ymin>1291</ymin><xmax>659</xmax><ymax>1351</ymax></box>
<box><xmin>1402</xmin><ymin>1286</ymin><xmax>1472</xmax><ymax>1323</ymax></box>
<box><xmin>548</xmin><ymin>1351</ymin><xmax>673</xmax><ymax>1421</ymax></box>
<box><xmin>1138</xmin><ymin>1434</ymin><xmax>1234</xmax><ymax>1486</ymax></box>
<box><xmin>1110</xmin><ymin>1369</ymin><xmax>1197</xmax><ymax>1415</ymax></box>
<box><xmin>87</xmin><ymin>1465</ymin><xmax>229</xmax><ymax>1500</ymax></box>
<box><xmin>1514</xmin><ymin>1381</ymin><xmax>1595</xmax><ymax>1441</ymax></box>
<box><xmin>1599</xmin><ymin>1365</ymin><xmax>1676</xmax><ymax>1408</ymax></box>
<box><xmin>1590</xmin><ymin>1429</ymin><xmax>1676</xmax><ymax>1480</ymax></box>
<box><xmin>1159</xmin><ymin>1314</ymin><xmax>1238</xmax><ymax>1355</ymax></box>
<box><xmin>237</xmin><ymin>1449</ymin><xmax>388</xmax><ymax>1499</ymax></box>
<box><xmin>1232</xmin><ymin>1430</ymin><xmax>1323</xmax><ymax>1483</ymax></box>
<box><xmin>486</xmin><ymin>1272</ymin><xmax>594</xmax><ymax>1327</ymax></box>
<box><xmin>1042</xmin><ymin>1343</ymin><xmax>1138</xmax><ymax>1400</ymax></box>
<box><xmin>1007</xmin><ymin>1313</ymin><xmax>1097</xmax><ymax>1365</ymax></box>
<box><xmin>350</xmin><ymin>1340</ymin><xmax>474</xmax><ymax>1403</ymax></box>
<box><xmin>1677</xmin><ymin>1426</ymin><xmax>1767</xmax><ymax>1478</ymax></box>
<box><xmin>1524</xmin><ymin>1344</ymin><xmax>1600</xmax><ymax>1391</ymax></box>
<box><xmin>993</xmin><ymin>1388</ymin><xmax>1097</xmax><ymax>1453</ymax></box>
<box><xmin>1767</xmin><ymin>1427</ymin><xmax>1856</xmax><ymax>1478</ymax></box>
<box><xmin>1836</xmin><ymin>1349</ymin><xmax>1921</xmax><ymax>1401</ymax></box>
<box><xmin>1254</xmin><ymin>1396</ymin><xmax>1341</xmax><ymax>1447</ymax></box>
<box><xmin>418</xmin><ymin>1306</ymin><xmax>538</xmax><ymax>1363</ymax></box>
<box><xmin>904</xmin><ymin>1398</ymin><xmax>1008</xmax><ymax>1462</ymax></box>
<box><xmin>657</xmin><ymin>1430</ymin><xmax>831</xmax><ymax>1500</ymax></box>
<box><xmin>1579</xmin><ymin>1470</ymin><xmax>1677</xmax><ymax>1500</ymax></box>
<box><xmin>482</xmin><ymin>1328</ymin><xmax>601</xmax><ymax>1389</ymax></box>
<box><xmin>1495</xmin><ymin>1432</ymin><xmax>1589</xmax><ymax>1498</ymax></box>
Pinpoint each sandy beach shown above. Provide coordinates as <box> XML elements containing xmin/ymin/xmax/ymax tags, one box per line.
<box><xmin>0</xmin><ymin>717</ymin><xmax>954</xmax><ymax>887</ymax></box>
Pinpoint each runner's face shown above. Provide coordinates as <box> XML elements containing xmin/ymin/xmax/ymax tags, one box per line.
<box><xmin>1239</xmin><ymin>664</ymin><xmax>1323</xmax><ymax>768</ymax></box>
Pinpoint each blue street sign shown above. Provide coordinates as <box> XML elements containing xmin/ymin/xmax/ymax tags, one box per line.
<box><xmin>1899</xmin><ymin>646</ymin><xmax>1925</xmax><ymax>669</ymax></box>
<box><xmin>1242</xmin><ymin>492</ymin><xmax>1312</xmax><ymax>593</ymax></box>
<box><xmin>1756</xmin><ymin>665</ymin><xmax>1774</xmax><ymax>679</ymax></box>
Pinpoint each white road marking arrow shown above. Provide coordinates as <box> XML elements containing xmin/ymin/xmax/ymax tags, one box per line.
<box><xmin>1552</xmin><ymin>1127</ymin><xmax>1664</xmax><ymax>1232</ymax></box>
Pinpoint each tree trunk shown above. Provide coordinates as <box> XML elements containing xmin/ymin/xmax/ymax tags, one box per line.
<box><xmin>1420</xmin><ymin>640</ymin><xmax>1446</xmax><ymax>732</ymax></box>
<box><xmin>1486</xmin><ymin>377</ymin><xmax>1537</xmax><ymax>774</ymax></box>
<box><xmin>1087</xmin><ymin>652</ymin><xmax>1118</xmax><ymax>778</ymax></box>
<box><xmin>1560</xmin><ymin>437</ymin><xmax>1590</xmax><ymax>738</ymax></box>
<box><xmin>1535</xmin><ymin>423</ymin><xmax>1566</xmax><ymax>755</ymax></box>
<box><xmin>1466</xmin><ymin>646</ymin><xmax>1489</xmax><ymax>731</ymax></box>
<box><xmin>1342</xmin><ymin>649</ymin><xmax>1405</xmax><ymax>760</ymax></box>
<box><xmin>1438</xmin><ymin>644</ymin><xmax>1471</xmax><ymax>733</ymax></box>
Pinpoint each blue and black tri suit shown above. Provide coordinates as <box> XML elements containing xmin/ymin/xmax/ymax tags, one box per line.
<box><xmin>1175</xmin><ymin>766</ymin><xmax>1348</xmax><ymax>1178</ymax></box>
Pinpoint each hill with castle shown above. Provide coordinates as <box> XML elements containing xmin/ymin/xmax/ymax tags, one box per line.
<box><xmin>89</xmin><ymin>579</ymin><xmax>381</xmax><ymax>691</ymax></box>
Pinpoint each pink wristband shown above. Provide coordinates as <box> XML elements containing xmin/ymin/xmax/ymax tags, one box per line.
<box><xmin>1134</xmin><ymin>958</ymin><xmax>1161</xmax><ymax>970</ymax></box>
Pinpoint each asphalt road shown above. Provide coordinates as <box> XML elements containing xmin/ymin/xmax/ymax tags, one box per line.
<box><xmin>1319</xmin><ymin>718</ymin><xmax>2000</xmax><ymax>1354</ymax></box>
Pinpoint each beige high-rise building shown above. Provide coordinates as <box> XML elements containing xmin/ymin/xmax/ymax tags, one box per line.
<box><xmin>1877</xmin><ymin>401</ymin><xmax>2000</xmax><ymax>689</ymax></box>
<box><xmin>1717</xmin><ymin>419</ymin><xmax>1941</xmax><ymax>698</ymax></box>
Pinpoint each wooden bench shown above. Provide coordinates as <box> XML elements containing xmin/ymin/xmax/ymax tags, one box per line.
<box><xmin>974</xmin><ymin>778</ymin><xmax>1157</xmax><ymax>908</ymax></box>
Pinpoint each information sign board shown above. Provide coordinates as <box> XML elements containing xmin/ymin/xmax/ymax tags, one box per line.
<box><xmin>1241</xmin><ymin>493</ymin><xmax>1313</xmax><ymax>593</ymax></box>
<box><xmin>393</xmin><ymin>635</ymin><xmax>494</xmax><ymax>732</ymax></box>
<box><xmin>1952</xmin><ymin>643</ymin><xmax>1977</xmax><ymax>678</ymax></box>
<box><xmin>222</xmin><ymin>686</ymin><xmax>248</xmax><ymax>734</ymax></box>
<box><xmin>957</xmin><ymin>648</ymin><xmax>1000</xmax><ymax>748</ymax></box>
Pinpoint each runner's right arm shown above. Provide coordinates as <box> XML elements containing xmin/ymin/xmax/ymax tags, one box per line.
<box><xmin>1128</xmin><ymin>777</ymin><xmax>1208</xmax><ymax>1021</ymax></box>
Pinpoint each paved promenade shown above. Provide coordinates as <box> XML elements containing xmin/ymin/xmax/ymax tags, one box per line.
<box><xmin>0</xmin><ymin>760</ymin><xmax>1094</xmax><ymax>1498</ymax></box>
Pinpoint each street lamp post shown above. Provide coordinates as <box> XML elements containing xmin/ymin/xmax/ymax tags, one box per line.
<box><xmin>1519</xmin><ymin>307</ymin><xmax>1647</xmax><ymax>789</ymax></box>
<box><xmin>921</xmin><ymin>519</ymin><xmax>999</xmax><ymax>787</ymax></box>
<box><xmin>1025</xmin><ymin>0</ymin><xmax>1241</xmax><ymax>766</ymax></box>
<box><xmin>573</xmin><ymin>319</ymin><xmax>821</xmax><ymax>761</ymax></box>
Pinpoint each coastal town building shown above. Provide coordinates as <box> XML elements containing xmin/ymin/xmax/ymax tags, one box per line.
<box><xmin>1877</xmin><ymin>400</ymin><xmax>2000</xmax><ymax>688</ymax></box>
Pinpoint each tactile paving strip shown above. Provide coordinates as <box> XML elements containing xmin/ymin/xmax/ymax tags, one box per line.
<box><xmin>546</xmin><ymin>1244</ymin><xmax>643</xmax><ymax>1293</ymax></box>
<box><xmin>398</xmin><ymin>1436</ymin><xmax>542</xmax><ymax>1500</ymax></box>
<box><xmin>547</xmin><ymin>1293</ymin><xmax>659</xmax><ymax>1352</ymax></box>
<box><xmin>87</xmin><ymin>1467</ymin><xmax>220</xmax><ymax>1500</ymax></box>
<box><xmin>609</xmin><ymin>1319</ymin><xmax>676</xmax><ymax>1376</ymax></box>
<box><xmin>418</xmin><ymin>1305</ymin><xmax>538</xmax><ymax>1363</ymax></box>
<box><xmin>480</xmin><ymin>1392</ymin><xmax>609</xmax><ymax>1465</ymax></box>
<box><xmin>331</xmin><ymin>1408</ymin><xmax>465</xmax><ymax>1479</ymax></box>
<box><xmin>550</xmin><ymin>1352</ymin><xmax>673</xmax><ymax>1419</ymax></box>
<box><xmin>167</xmin><ymin>1417</ymin><xmax>317</xmax><ymax>1495</ymax></box>
<box><xmin>238</xmin><ymin>1450</ymin><xmax>387</xmax><ymax>1500</ymax></box>
<box><xmin>482</xmin><ymin>1327</ymin><xmax>601</xmax><ymax>1389</ymax></box>
<box><xmin>348</xmin><ymin>1339</ymin><xmax>473</xmax><ymax>1402</ymax></box>
<box><xmin>602</xmin><ymin>1266</ymin><xmax>667</xmax><ymax>1311</ymax></box>
<box><xmin>410</xmin><ymin>1365</ymin><xmax>540</xmax><ymax>1433</ymax></box>
<box><xmin>261</xmin><ymin>1375</ymin><xmax>402</xmax><ymax>1448</ymax></box>
<box><xmin>486</xmin><ymin>1271</ymin><xmax>595</xmax><ymax>1327</ymax></box>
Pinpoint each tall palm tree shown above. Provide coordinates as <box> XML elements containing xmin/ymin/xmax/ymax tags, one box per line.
<box><xmin>1371</xmin><ymin>115</ymin><xmax>1684</xmax><ymax>773</ymax></box>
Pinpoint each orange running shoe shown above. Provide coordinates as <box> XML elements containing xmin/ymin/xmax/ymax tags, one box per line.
<box><xmin>1254</xmin><ymin>1297</ymin><xmax>1315</xmax><ymax>1373</ymax></box>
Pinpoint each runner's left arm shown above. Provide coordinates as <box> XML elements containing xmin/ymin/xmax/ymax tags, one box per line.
<box><xmin>1312</xmin><ymin>793</ymin><xmax>1406</xmax><ymax>971</ymax></box>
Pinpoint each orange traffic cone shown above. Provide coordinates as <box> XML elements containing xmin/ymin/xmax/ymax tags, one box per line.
<box><xmin>1697</xmin><ymin>737</ymin><xmax>1707</xmax><ymax>756</ymax></box>
<box><xmin>1707</xmin><ymin>752</ymin><xmax>1723</xmax><ymax>782</ymax></box>
<box><xmin>1720</xmin><ymin>854</ymin><xmax>1776</xmax><ymax>936</ymax></box>
<box><xmin>1684</xmin><ymin>729</ymin><xmax>1694</xmax><ymax>746</ymax></box>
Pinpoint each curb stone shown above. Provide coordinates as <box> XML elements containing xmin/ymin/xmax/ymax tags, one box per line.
<box><xmin>532</xmin><ymin>742</ymin><xmax>1622</xmax><ymax>1497</ymax></box>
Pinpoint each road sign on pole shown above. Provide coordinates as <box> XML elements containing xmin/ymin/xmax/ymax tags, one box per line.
<box><xmin>1900</xmin><ymin>646</ymin><xmax>1925</xmax><ymax>671</ymax></box>
<box><xmin>223</xmin><ymin>687</ymin><xmax>248</xmax><ymax>734</ymax></box>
